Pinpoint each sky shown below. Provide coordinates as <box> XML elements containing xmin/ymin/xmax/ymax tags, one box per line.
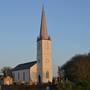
<box><xmin>0</xmin><ymin>0</ymin><xmax>90</xmax><ymax>73</ymax></box>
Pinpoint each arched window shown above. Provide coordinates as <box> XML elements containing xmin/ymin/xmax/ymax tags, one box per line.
<box><xmin>38</xmin><ymin>75</ymin><xmax>41</xmax><ymax>83</ymax></box>
<box><xmin>46</xmin><ymin>71</ymin><xmax>49</xmax><ymax>79</ymax></box>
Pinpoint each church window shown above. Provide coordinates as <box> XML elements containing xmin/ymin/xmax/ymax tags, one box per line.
<box><xmin>18</xmin><ymin>72</ymin><xmax>20</xmax><ymax>80</ymax></box>
<box><xmin>12</xmin><ymin>73</ymin><xmax>15</xmax><ymax>78</ymax></box>
<box><xmin>23</xmin><ymin>72</ymin><xmax>25</xmax><ymax>81</ymax></box>
<box><xmin>46</xmin><ymin>71</ymin><xmax>49</xmax><ymax>79</ymax></box>
<box><xmin>12</xmin><ymin>73</ymin><xmax>15</xmax><ymax>80</ymax></box>
<box><xmin>38</xmin><ymin>75</ymin><xmax>41</xmax><ymax>83</ymax></box>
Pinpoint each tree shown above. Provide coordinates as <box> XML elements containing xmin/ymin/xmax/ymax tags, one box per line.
<box><xmin>1</xmin><ymin>66</ymin><xmax>12</xmax><ymax>76</ymax></box>
<box><xmin>57</xmin><ymin>79</ymin><xmax>73</xmax><ymax>90</ymax></box>
<box><xmin>57</xmin><ymin>66</ymin><xmax>65</xmax><ymax>83</ymax></box>
<box><xmin>57</xmin><ymin>67</ymin><xmax>73</xmax><ymax>90</ymax></box>
<box><xmin>61</xmin><ymin>53</ymin><xmax>90</xmax><ymax>84</ymax></box>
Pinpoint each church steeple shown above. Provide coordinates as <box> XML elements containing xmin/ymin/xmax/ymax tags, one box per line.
<box><xmin>38</xmin><ymin>6</ymin><xmax>50</xmax><ymax>41</ymax></box>
<box><xmin>37</xmin><ymin>6</ymin><xmax>53</xmax><ymax>83</ymax></box>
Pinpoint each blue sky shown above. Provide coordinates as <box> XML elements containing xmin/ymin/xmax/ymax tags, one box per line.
<box><xmin>0</xmin><ymin>0</ymin><xmax>90</xmax><ymax>72</ymax></box>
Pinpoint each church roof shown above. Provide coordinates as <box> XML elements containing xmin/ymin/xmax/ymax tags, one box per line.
<box><xmin>12</xmin><ymin>61</ymin><xmax>37</xmax><ymax>71</ymax></box>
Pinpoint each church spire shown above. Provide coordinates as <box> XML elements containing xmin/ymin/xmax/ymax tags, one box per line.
<box><xmin>38</xmin><ymin>6</ymin><xmax>50</xmax><ymax>40</ymax></box>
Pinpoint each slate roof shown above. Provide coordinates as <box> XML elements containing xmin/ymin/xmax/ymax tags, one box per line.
<box><xmin>12</xmin><ymin>61</ymin><xmax>37</xmax><ymax>71</ymax></box>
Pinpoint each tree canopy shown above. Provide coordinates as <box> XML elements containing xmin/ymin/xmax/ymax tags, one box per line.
<box><xmin>61</xmin><ymin>53</ymin><xmax>90</xmax><ymax>83</ymax></box>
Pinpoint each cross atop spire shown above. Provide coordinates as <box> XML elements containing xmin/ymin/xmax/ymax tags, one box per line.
<box><xmin>38</xmin><ymin>6</ymin><xmax>50</xmax><ymax>41</ymax></box>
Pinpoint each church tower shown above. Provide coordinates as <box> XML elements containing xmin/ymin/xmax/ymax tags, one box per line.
<box><xmin>37</xmin><ymin>7</ymin><xmax>53</xmax><ymax>83</ymax></box>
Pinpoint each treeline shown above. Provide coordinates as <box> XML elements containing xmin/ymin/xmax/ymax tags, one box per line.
<box><xmin>58</xmin><ymin>53</ymin><xmax>90</xmax><ymax>90</ymax></box>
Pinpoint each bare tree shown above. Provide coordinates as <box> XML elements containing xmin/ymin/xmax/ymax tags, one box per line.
<box><xmin>1</xmin><ymin>66</ymin><xmax>12</xmax><ymax>76</ymax></box>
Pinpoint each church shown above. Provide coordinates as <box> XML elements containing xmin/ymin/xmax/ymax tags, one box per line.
<box><xmin>12</xmin><ymin>7</ymin><xmax>53</xmax><ymax>84</ymax></box>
